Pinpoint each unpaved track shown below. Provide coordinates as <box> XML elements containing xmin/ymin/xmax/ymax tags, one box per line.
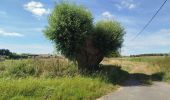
<box><xmin>100</xmin><ymin>58</ymin><xmax>170</xmax><ymax>100</ymax></box>
<box><xmin>98</xmin><ymin>81</ymin><xmax>170</xmax><ymax>100</ymax></box>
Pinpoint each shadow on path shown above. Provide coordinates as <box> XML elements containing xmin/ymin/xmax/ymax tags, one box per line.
<box><xmin>100</xmin><ymin>64</ymin><xmax>164</xmax><ymax>86</ymax></box>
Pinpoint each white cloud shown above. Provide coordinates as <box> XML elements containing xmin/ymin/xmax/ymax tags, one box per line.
<box><xmin>102</xmin><ymin>11</ymin><xmax>114</xmax><ymax>19</ymax></box>
<box><xmin>100</xmin><ymin>11</ymin><xmax>138</xmax><ymax>27</ymax></box>
<box><xmin>0</xmin><ymin>43</ymin><xmax>53</xmax><ymax>54</ymax></box>
<box><xmin>116</xmin><ymin>0</ymin><xmax>137</xmax><ymax>10</ymax></box>
<box><xmin>24</xmin><ymin>1</ymin><xmax>50</xmax><ymax>17</ymax></box>
<box><xmin>122</xmin><ymin>28</ymin><xmax>170</xmax><ymax>55</ymax></box>
<box><xmin>0</xmin><ymin>29</ymin><xmax>24</xmax><ymax>37</ymax></box>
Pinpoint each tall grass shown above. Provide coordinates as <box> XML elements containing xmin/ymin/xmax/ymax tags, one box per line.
<box><xmin>0</xmin><ymin>58</ymin><xmax>119</xmax><ymax>99</ymax></box>
<box><xmin>0</xmin><ymin>77</ymin><xmax>117</xmax><ymax>100</ymax></box>
<box><xmin>0</xmin><ymin>58</ymin><xmax>78</xmax><ymax>78</ymax></box>
<box><xmin>152</xmin><ymin>57</ymin><xmax>170</xmax><ymax>82</ymax></box>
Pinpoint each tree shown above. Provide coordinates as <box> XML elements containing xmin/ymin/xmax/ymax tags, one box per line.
<box><xmin>44</xmin><ymin>2</ymin><xmax>125</xmax><ymax>73</ymax></box>
<box><xmin>107</xmin><ymin>51</ymin><xmax>121</xmax><ymax>58</ymax></box>
<box><xmin>0</xmin><ymin>49</ymin><xmax>11</xmax><ymax>56</ymax></box>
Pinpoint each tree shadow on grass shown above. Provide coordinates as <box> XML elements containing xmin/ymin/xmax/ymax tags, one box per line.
<box><xmin>99</xmin><ymin>64</ymin><xmax>164</xmax><ymax>86</ymax></box>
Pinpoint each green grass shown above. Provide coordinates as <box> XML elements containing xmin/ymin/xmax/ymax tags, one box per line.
<box><xmin>3</xmin><ymin>56</ymin><xmax>170</xmax><ymax>99</ymax></box>
<box><xmin>152</xmin><ymin>57</ymin><xmax>170</xmax><ymax>83</ymax></box>
<box><xmin>0</xmin><ymin>58</ymin><xmax>119</xmax><ymax>100</ymax></box>
<box><xmin>0</xmin><ymin>77</ymin><xmax>117</xmax><ymax>100</ymax></box>
<box><xmin>126</xmin><ymin>56</ymin><xmax>165</xmax><ymax>62</ymax></box>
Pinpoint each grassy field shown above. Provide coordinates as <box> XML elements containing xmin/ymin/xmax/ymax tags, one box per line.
<box><xmin>102</xmin><ymin>56</ymin><xmax>170</xmax><ymax>84</ymax></box>
<box><xmin>0</xmin><ymin>56</ymin><xmax>170</xmax><ymax>99</ymax></box>
<box><xmin>124</xmin><ymin>56</ymin><xmax>170</xmax><ymax>83</ymax></box>
<box><xmin>0</xmin><ymin>58</ymin><xmax>119</xmax><ymax>100</ymax></box>
<box><xmin>0</xmin><ymin>77</ymin><xmax>117</xmax><ymax>100</ymax></box>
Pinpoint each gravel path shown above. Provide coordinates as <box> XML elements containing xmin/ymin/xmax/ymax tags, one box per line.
<box><xmin>98</xmin><ymin>80</ymin><xmax>170</xmax><ymax>100</ymax></box>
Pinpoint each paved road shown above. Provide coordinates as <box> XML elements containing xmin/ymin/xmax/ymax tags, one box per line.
<box><xmin>99</xmin><ymin>81</ymin><xmax>170</xmax><ymax>100</ymax></box>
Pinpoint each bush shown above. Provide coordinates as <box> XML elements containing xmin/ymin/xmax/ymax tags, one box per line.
<box><xmin>7</xmin><ymin>62</ymin><xmax>35</xmax><ymax>77</ymax></box>
<box><xmin>107</xmin><ymin>51</ymin><xmax>121</xmax><ymax>58</ymax></box>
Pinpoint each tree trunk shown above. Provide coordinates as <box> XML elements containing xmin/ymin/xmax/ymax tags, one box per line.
<box><xmin>76</xmin><ymin>37</ymin><xmax>104</xmax><ymax>73</ymax></box>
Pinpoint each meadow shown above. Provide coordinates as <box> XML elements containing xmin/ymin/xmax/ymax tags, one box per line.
<box><xmin>0</xmin><ymin>58</ymin><xmax>120</xmax><ymax>100</ymax></box>
<box><xmin>0</xmin><ymin>56</ymin><xmax>170</xmax><ymax>99</ymax></box>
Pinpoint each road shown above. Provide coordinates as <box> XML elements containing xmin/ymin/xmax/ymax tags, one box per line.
<box><xmin>98</xmin><ymin>80</ymin><xmax>170</xmax><ymax>100</ymax></box>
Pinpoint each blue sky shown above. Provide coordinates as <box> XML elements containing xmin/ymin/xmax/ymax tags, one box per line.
<box><xmin>0</xmin><ymin>0</ymin><xmax>170</xmax><ymax>55</ymax></box>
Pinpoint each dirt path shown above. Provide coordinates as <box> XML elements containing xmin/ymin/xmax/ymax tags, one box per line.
<box><xmin>99</xmin><ymin>58</ymin><xmax>170</xmax><ymax>100</ymax></box>
<box><xmin>98</xmin><ymin>81</ymin><xmax>170</xmax><ymax>100</ymax></box>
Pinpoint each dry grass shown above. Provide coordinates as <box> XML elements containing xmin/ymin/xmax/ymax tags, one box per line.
<box><xmin>102</xmin><ymin>57</ymin><xmax>160</xmax><ymax>75</ymax></box>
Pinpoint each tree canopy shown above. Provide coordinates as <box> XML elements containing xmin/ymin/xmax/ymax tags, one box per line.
<box><xmin>93</xmin><ymin>20</ymin><xmax>124</xmax><ymax>56</ymax></box>
<box><xmin>44</xmin><ymin>2</ymin><xmax>93</xmax><ymax>60</ymax></box>
<box><xmin>44</xmin><ymin>2</ymin><xmax>125</xmax><ymax>72</ymax></box>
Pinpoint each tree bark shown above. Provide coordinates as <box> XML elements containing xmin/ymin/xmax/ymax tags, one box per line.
<box><xmin>76</xmin><ymin>37</ymin><xmax>104</xmax><ymax>73</ymax></box>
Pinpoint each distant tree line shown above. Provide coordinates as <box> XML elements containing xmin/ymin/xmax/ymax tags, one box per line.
<box><xmin>130</xmin><ymin>53</ymin><xmax>169</xmax><ymax>57</ymax></box>
<box><xmin>0</xmin><ymin>49</ymin><xmax>59</xmax><ymax>59</ymax></box>
<box><xmin>0</xmin><ymin>49</ymin><xmax>29</xmax><ymax>59</ymax></box>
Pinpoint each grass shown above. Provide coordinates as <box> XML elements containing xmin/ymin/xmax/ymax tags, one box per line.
<box><xmin>0</xmin><ymin>58</ymin><xmax>120</xmax><ymax>100</ymax></box>
<box><xmin>152</xmin><ymin>57</ymin><xmax>170</xmax><ymax>83</ymax></box>
<box><xmin>1</xmin><ymin>56</ymin><xmax>169</xmax><ymax>99</ymax></box>
<box><xmin>0</xmin><ymin>58</ymin><xmax>78</xmax><ymax>78</ymax></box>
<box><xmin>0</xmin><ymin>77</ymin><xmax>117</xmax><ymax>100</ymax></box>
<box><xmin>126</xmin><ymin>56</ymin><xmax>170</xmax><ymax>83</ymax></box>
<box><xmin>126</xmin><ymin>56</ymin><xmax>165</xmax><ymax>63</ymax></box>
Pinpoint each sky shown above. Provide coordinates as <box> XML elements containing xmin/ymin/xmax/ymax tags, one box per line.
<box><xmin>0</xmin><ymin>0</ymin><xmax>170</xmax><ymax>55</ymax></box>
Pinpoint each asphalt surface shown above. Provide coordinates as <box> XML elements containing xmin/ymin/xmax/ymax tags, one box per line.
<box><xmin>99</xmin><ymin>80</ymin><xmax>170</xmax><ymax>100</ymax></box>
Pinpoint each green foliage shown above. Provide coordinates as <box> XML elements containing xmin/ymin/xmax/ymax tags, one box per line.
<box><xmin>7</xmin><ymin>61</ymin><xmax>35</xmax><ymax>77</ymax></box>
<box><xmin>0</xmin><ymin>77</ymin><xmax>116</xmax><ymax>100</ymax></box>
<box><xmin>0</xmin><ymin>59</ymin><xmax>77</xmax><ymax>78</ymax></box>
<box><xmin>152</xmin><ymin>57</ymin><xmax>170</xmax><ymax>82</ymax></box>
<box><xmin>128</xmin><ymin>56</ymin><xmax>164</xmax><ymax>62</ymax></box>
<box><xmin>0</xmin><ymin>49</ymin><xmax>11</xmax><ymax>56</ymax></box>
<box><xmin>44</xmin><ymin>2</ymin><xmax>93</xmax><ymax>60</ymax></box>
<box><xmin>93</xmin><ymin>20</ymin><xmax>125</xmax><ymax>56</ymax></box>
<box><xmin>44</xmin><ymin>2</ymin><xmax>125</xmax><ymax>63</ymax></box>
<box><xmin>0</xmin><ymin>49</ymin><xmax>29</xmax><ymax>59</ymax></box>
<box><xmin>107</xmin><ymin>51</ymin><xmax>121</xmax><ymax>58</ymax></box>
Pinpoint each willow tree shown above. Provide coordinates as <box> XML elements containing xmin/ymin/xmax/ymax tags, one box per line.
<box><xmin>44</xmin><ymin>2</ymin><xmax>125</xmax><ymax>72</ymax></box>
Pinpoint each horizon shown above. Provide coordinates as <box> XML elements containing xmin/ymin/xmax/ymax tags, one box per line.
<box><xmin>0</xmin><ymin>0</ymin><xmax>170</xmax><ymax>56</ymax></box>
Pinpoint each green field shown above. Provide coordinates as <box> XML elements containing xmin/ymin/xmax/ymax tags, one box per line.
<box><xmin>0</xmin><ymin>58</ymin><xmax>119</xmax><ymax>100</ymax></box>
<box><xmin>0</xmin><ymin>56</ymin><xmax>170</xmax><ymax>99</ymax></box>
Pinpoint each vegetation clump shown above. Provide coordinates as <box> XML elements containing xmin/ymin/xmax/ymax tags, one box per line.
<box><xmin>44</xmin><ymin>2</ymin><xmax>125</xmax><ymax>72</ymax></box>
